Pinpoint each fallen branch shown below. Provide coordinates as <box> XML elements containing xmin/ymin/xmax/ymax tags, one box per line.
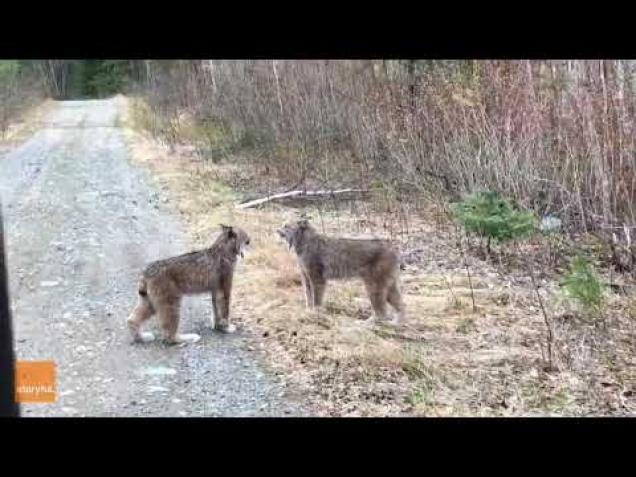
<box><xmin>236</xmin><ymin>188</ymin><xmax>368</xmax><ymax>209</ymax></box>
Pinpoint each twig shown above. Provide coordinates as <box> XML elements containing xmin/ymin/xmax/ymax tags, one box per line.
<box><xmin>456</xmin><ymin>226</ymin><xmax>477</xmax><ymax>312</ymax></box>
<box><xmin>517</xmin><ymin>243</ymin><xmax>555</xmax><ymax>371</ymax></box>
<box><xmin>443</xmin><ymin>275</ymin><xmax>460</xmax><ymax>307</ymax></box>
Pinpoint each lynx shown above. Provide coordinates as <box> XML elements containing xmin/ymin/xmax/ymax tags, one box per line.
<box><xmin>278</xmin><ymin>219</ymin><xmax>404</xmax><ymax>322</ymax></box>
<box><xmin>127</xmin><ymin>225</ymin><xmax>250</xmax><ymax>344</ymax></box>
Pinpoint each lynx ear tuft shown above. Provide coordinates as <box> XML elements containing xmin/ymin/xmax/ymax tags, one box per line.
<box><xmin>220</xmin><ymin>224</ymin><xmax>236</xmax><ymax>238</ymax></box>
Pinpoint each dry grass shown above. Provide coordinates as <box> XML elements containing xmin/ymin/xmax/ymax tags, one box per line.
<box><xmin>0</xmin><ymin>99</ymin><xmax>55</xmax><ymax>146</ymax></box>
<box><xmin>120</xmin><ymin>96</ymin><xmax>636</xmax><ymax>417</ymax></box>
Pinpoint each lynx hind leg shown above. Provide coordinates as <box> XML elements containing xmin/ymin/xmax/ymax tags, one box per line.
<box><xmin>364</xmin><ymin>278</ymin><xmax>389</xmax><ymax>322</ymax></box>
<box><xmin>127</xmin><ymin>295</ymin><xmax>156</xmax><ymax>343</ymax></box>
<box><xmin>156</xmin><ymin>296</ymin><xmax>200</xmax><ymax>345</ymax></box>
<box><xmin>370</xmin><ymin>289</ymin><xmax>389</xmax><ymax>321</ymax></box>
<box><xmin>387</xmin><ymin>279</ymin><xmax>405</xmax><ymax>323</ymax></box>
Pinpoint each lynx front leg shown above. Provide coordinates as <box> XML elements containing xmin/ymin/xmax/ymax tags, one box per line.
<box><xmin>311</xmin><ymin>275</ymin><xmax>327</xmax><ymax>308</ymax></box>
<box><xmin>210</xmin><ymin>291</ymin><xmax>218</xmax><ymax>327</ymax></box>
<box><xmin>213</xmin><ymin>276</ymin><xmax>235</xmax><ymax>333</ymax></box>
<box><xmin>300</xmin><ymin>269</ymin><xmax>314</xmax><ymax>309</ymax></box>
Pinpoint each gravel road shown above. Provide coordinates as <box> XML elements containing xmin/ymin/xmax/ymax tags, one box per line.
<box><xmin>0</xmin><ymin>98</ymin><xmax>309</xmax><ymax>417</ymax></box>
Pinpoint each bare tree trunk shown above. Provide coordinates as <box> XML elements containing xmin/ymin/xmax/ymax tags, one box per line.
<box><xmin>39</xmin><ymin>60</ymin><xmax>70</xmax><ymax>99</ymax></box>
<box><xmin>407</xmin><ymin>60</ymin><xmax>417</xmax><ymax>115</ymax></box>
<box><xmin>272</xmin><ymin>60</ymin><xmax>284</xmax><ymax>116</ymax></box>
<box><xmin>145</xmin><ymin>60</ymin><xmax>152</xmax><ymax>88</ymax></box>
<box><xmin>205</xmin><ymin>60</ymin><xmax>217</xmax><ymax>94</ymax></box>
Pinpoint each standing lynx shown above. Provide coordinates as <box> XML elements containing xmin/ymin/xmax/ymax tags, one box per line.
<box><xmin>277</xmin><ymin>219</ymin><xmax>404</xmax><ymax>323</ymax></box>
<box><xmin>127</xmin><ymin>225</ymin><xmax>250</xmax><ymax>344</ymax></box>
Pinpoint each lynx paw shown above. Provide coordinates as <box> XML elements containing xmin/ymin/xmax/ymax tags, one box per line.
<box><xmin>216</xmin><ymin>324</ymin><xmax>236</xmax><ymax>334</ymax></box>
<box><xmin>361</xmin><ymin>316</ymin><xmax>377</xmax><ymax>326</ymax></box>
<box><xmin>133</xmin><ymin>331</ymin><xmax>156</xmax><ymax>343</ymax></box>
<box><xmin>391</xmin><ymin>313</ymin><xmax>405</xmax><ymax>325</ymax></box>
<box><xmin>175</xmin><ymin>333</ymin><xmax>201</xmax><ymax>344</ymax></box>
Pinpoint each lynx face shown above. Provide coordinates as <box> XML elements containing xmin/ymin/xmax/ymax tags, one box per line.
<box><xmin>221</xmin><ymin>224</ymin><xmax>250</xmax><ymax>260</ymax></box>
<box><xmin>237</xmin><ymin>231</ymin><xmax>250</xmax><ymax>261</ymax></box>
<box><xmin>277</xmin><ymin>219</ymin><xmax>310</xmax><ymax>250</ymax></box>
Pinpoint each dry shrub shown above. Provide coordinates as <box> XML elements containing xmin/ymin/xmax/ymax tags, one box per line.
<box><xmin>133</xmin><ymin>60</ymin><xmax>636</xmax><ymax>243</ymax></box>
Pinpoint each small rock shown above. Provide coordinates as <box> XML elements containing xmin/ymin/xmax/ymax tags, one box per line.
<box><xmin>147</xmin><ymin>386</ymin><xmax>169</xmax><ymax>394</ymax></box>
<box><xmin>540</xmin><ymin>215</ymin><xmax>562</xmax><ymax>232</ymax></box>
<box><xmin>141</xmin><ymin>366</ymin><xmax>177</xmax><ymax>377</ymax></box>
<box><xmin>40</xmin><ymin>280</ymin><xmax>59</xmax><ymax>288</ymax></box>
